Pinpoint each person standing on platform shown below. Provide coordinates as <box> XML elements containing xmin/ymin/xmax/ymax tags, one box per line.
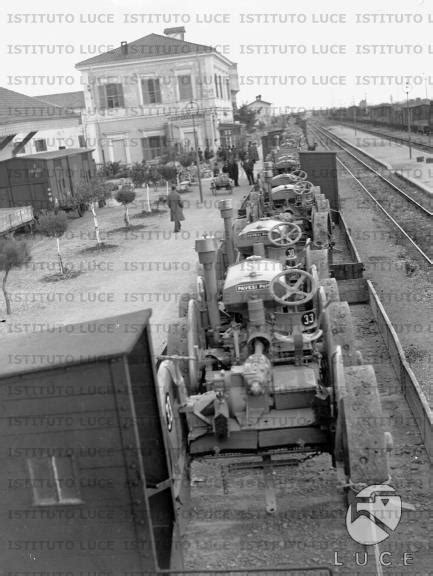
<box><xmin>244</xmin><ymin>157</ymin><xmax>255</xmax><ymax>185</ymax></box>
<box><xmin>167</xmin><ymin>184</ymin><xmax>185</xmax><ymax>233</ymax></box>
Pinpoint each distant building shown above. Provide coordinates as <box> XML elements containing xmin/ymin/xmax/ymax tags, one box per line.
<box><xmin>246</xmin><ymin>95</ymin><xmax>272</xmax><ymax>123</ymax></box>
<box><xmin>37</xmin><ymin>91</ymin><xmax>86</xmax><ymax>115</ymax></box>
<box><xmin>76</xmin><ymin>27</ymin><xmax>239</xmax><ymax>165</ymax></box>
<box><xmin>0</xmin><ymin>87</ymin><xmax>81</xmax><ymax>161</ymax></box>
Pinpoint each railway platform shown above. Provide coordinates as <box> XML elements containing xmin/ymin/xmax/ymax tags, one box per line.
<box><xmin>328</xmin><ymin>124</ymin><xmax>433</xmax><ymax>195</ymax></box>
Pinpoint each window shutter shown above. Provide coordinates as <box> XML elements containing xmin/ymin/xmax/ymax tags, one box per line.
<box><xmin>154</xmin><ymin>78</ymin><xmax>161</xmax><ymax>103</ymax></box>
<box><xmin>141</xmin><ymin>79</ymin><xmax>150</xmax><ymax>104</ymax></box>
<box><xmin>97</xmin><ymin>85</ymin><xmax>107</xmax><ymax>109</ymax></box>
<box><xmin>116</xmin><ymin>84</ymin><xmax>124</xmax><ymax>108</ymax></box>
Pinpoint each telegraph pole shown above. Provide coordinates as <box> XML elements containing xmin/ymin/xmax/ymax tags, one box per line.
<box><xmin>186</xmin><ymin>101</ymin><xmax>203</xmax><ymax>203</ymax></box>
<box><xmin>406</xmin><ymin>83</ymin><xmax>412</xmax><ymax>160</ymax></box>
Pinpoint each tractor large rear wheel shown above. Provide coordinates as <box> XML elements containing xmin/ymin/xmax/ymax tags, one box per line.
<box><xmin>157</xmin><ymin>360</ymin><xmax>190</xmax><ymax>531</ymax></box>
<box><xmin>166</xmin><ymin>320</ymin><xmax>189</xmax><ymax>383</ymax></box>
<box><xmin>312</xmin><ymin>210</ymin><xmax>332</xmax><ymax>249</ymax></box>
<box><xmin>335</xmin><ymin>364</ymin><xmax>391</xmax><ymax>502</ymax></box>
<box><xmin>186</xmin><ymin>299</ymin><xmax>205</xmax><ymax>394</ymax></box>
<box><xmin>322</xmin><ymin>301</ymin><xmax>357</xmax><ymax>367</ymax></box>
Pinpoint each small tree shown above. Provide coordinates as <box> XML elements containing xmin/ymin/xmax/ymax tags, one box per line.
<box><xmin>0</xmin><ymin>238</ymin><xmax>31</xmax><ymax>315</ymax></box>
<box><xmin>37</xmin><ymin>212</ymin><xmax>68</xmax><ymax>274</ymax></box>
<box><xmin>234</xmin><ymin>104</ymin><xmax>257</xmax><ymax>131</ymax></box>
<box><xmin>178</xmin><ymin>152</ymin><xmax>194</xmax><ymax>168</ymax></box>
<box><xmin>77</xmin><ymin>178</ymin><xmax>110</xmax><ymax>246</ymax></box>
<box><xmin>115</xmin><ymin>184</ymin><xmax>136</xmax><ymax>227</ymax></box>
<box><xmin>158</xmin><ymin>164</ymin><xmax>177</xmax><ymax>183</ymax></box>
<box><xmin>130</xmin><ymin>161</ymin><xmax>148</xmax><ymax>187</ymax></box>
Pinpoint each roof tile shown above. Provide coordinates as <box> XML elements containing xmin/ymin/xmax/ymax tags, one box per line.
<box><xmin>76</xmin><ymin>33</ymin><xmax>215</xmax><ymax>67</ymax></box>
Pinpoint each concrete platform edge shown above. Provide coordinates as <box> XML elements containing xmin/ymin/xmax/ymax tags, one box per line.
<box><xmin>393</xmin><ymin>170</ymin><xmax>433</xmax><ymax>197</ymax></box>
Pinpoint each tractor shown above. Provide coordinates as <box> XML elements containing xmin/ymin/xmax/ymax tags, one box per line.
<box><xmin>217</xmin><ymin>170</ymin><xmax>333</xmax><ymax>283</ymax></box>
<box><xmin>158</xmin><ymin>232</ymin><xmax>392</xmax><ymax>514</ymax></box>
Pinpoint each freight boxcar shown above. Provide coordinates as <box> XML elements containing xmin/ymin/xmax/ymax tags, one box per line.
<box><xmin>0</xmin><ymin>148</ymin><xmax>96</xmax><ymax>215</ymax></box>
<box><xmin>0</xmin><ymin>309</ymin><xmax>183</xmax><ymax>573</ymax></box>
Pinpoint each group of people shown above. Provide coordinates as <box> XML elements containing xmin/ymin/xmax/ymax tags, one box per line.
<box><xmin>167</xmin><ymin>140</ymin><xmax>260</xmax><ymax>233</ymax></box>
<box><xmin>197</xmin><ymin>146</ymin><xmax>214</xmax><ymax>162</ymax></box>
<box><xmin>212</xmin><ymin>141</ymin><xmax>259</xmax><ymax>187</ymax></box>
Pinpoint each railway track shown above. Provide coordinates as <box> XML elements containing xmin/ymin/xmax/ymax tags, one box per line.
<box><xmin>311</xmin><ymin>125</ymin><xmax>433</xmax><ymax>266</ymax></box>
<box><xmin>308</xmin><ymin>126</ymin><xmax>426</xmax><ymax>576</ymax></box>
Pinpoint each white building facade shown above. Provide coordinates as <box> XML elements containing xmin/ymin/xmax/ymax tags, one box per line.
<box><xmin>76</xmin><ymin>28</ymin><xmax>239</xmax><ymax>165</ymax></box>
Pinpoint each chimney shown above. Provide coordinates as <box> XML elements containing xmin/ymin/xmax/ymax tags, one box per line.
<box><xmin>256</xmin><ymin>95</ymin><xmax>262</xmax><ymax>101</ymax></box>
<box><xmin>163</xmin><ymin>26</ymin><xmax>185</xmax><ymax>41</ymax></box>
<box><xmin>120</xmin><ymin>41</ymin><xmax>128</xmax><ymax>55</ymax></box>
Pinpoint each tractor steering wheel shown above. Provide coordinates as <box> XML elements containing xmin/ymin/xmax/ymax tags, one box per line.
<box><xmin>270</xmin><ymin>269</ymin><xmax>318</xmax><ymax>306</ymax></box>
<box><xmin>293</xmin><ymin>181</ymin><xmax>314</xmax><ymax>196</ymax></box>
<box><xmin>290</xmin><ymin>169</ymin><xmax>308</xmax><ymax>181</ymax></box>
<box><xmin>268</xmin><ymin>222</ymin><xmax>302</xmax><ymax>247</ymax></box>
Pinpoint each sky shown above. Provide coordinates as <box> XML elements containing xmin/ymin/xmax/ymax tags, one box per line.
<box><xmin>2</xmin><ymin>0</ymin><xmax>433</xmax><ymax>111</ymax></box>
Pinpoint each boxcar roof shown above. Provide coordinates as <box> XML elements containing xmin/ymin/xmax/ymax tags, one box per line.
<box><xmin>18</xmin><ymin>148</ymin><xmax>95</xmax><ymax>160</ymax></box>
<box><xmin>0</xmin><ymin>309</ymin><xmax>152</xmax><ymax>379</ymax></box>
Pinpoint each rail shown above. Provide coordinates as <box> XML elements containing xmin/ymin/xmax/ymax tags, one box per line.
<box><xmin>314</xmin><ymin>125</ymin><xmax>433</xmax><ymax>217</ymax></box>
<box><xmin>312</xmin><ymin>125</ymin><xmax>433</xmax><ymax>266</ymax></box>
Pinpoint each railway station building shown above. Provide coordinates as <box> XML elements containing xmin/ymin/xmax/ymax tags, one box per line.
<box><xmin>75</xmin><ymin>27</ymin><xmax>239</xmax><ymax>165</ymax></box>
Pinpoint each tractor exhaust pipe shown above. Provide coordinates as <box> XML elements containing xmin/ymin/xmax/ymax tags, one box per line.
<box><xmin>217</xmin><ymin>199</ymin><xmax>235</xmax><ymax>266</ymax></box>
<box><xmin>195</xmin><ymin>236</ymin><xmax>220</xmax><ymax>334</ymax></box>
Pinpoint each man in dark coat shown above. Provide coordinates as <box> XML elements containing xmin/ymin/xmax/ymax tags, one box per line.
<box><xmin>167</xmin><ymin>185</ymin><xmax>185</xmax><ymax>233</ymax></box>
<box><xmin>230</xmin><ymin>159</ymin><xmax>239</xmax><ymax>186</ymax></box>
<box><xmin>244</xmin><ymin>157</ymin><xmax>255</xmax><ymax>185</ymax></box>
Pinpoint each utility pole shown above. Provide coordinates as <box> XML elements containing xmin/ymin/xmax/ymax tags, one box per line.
<box><xmin>186</xmin><ymin>101</ymin><xmax>203</xmax><ymax>203</ymax></box>
<box><xmin>353</xmin><ymin>101</ymin><xmax>357</xmax><ymax>136</ymax></box>
<box><xmin>406</xmin><ymin>84</ymin><xmax>412</xmax><ymax>160</ymax></box>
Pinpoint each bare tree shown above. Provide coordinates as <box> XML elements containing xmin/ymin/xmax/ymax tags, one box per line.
<box><xmin>76</xmin><ymin>178</ymin><xmax>110</xmax><ymax>246</ymax></box>
<box><xmin>37</xmin><ymin>211</ymin><xmax>68</xmax><ymax>274</ymax></box>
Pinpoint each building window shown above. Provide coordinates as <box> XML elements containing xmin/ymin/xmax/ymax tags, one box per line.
<box><xmin>141</xmin><ymin>136</ymin><xmax>167</xmax><ymax>161</ymax></box>
<box><xmin>141</xmin><ymin>78</ymin><xmax>162</xmax><ymax>104</ymax></box>
<box><xmin>78</xmin><ymin>135</ymin><xmax>86</xmax><ymax>148</ymax></box>
<box><xmin>218</xmin><ymin>76</ymin><xmax>223</xmax><ymax>100</ymax></box>
<box><xmin>27</xmin><ymin>456</ymin><xmax>82</xmax><ymax>506</ymax></box>
<box><xmin>214</xmin><ymin>74</ymin><xmax>219</xmax><ymax>98</ymax></box>
<box><xmin>178</xmin><ymin>75</ymin><xmax>193</xmax><ymax>101</ymax></box>
<box><xmin>34</xmin><ymin>139</ymin><xmax>47</xmax><ymax>152</ymax></box>
<box><xmin>98</xmin><ymin>83</ymin><xmax>124</xmax><ymax>109</ymax></box>
<box><xmin>226</xmin><ymin>79</ymin><xmax>231</xmax><ymax>100</ymax></box>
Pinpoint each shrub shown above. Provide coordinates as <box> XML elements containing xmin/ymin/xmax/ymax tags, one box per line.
<box><xmin>0</xmin><ymin>238</ymin><xmax>31</xmax><ymax>315</ymax></box>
